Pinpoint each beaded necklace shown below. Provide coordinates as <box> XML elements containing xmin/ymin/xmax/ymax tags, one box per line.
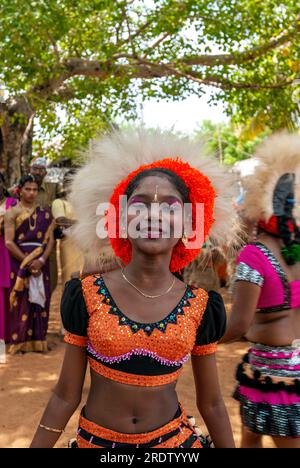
<box><xmin>20</xmin><ymin>202</ymin><xmax>37</xmax><ymax>231</ymax></box>
<box><xmin>94</xmin><ymin>276</ymin><xmax>196</xmax><ymax>336</ymax></box>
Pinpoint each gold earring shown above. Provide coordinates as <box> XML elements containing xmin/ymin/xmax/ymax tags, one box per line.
<box><xmin>182</xmin><ymin>232</ymin><xmax>188</xmax><ymax>246</ymax></box>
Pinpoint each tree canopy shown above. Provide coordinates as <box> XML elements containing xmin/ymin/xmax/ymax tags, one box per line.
<box><xmin>0</xmin><ymin>0</ymin><xmax>299</xmax><ymax>175</ymax></box>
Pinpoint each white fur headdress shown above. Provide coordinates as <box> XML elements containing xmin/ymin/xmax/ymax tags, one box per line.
<box><xmin>69</xmin><ymin>129</ymin><xmax>238</xmax><ymax>267</ymax></box>
<box><xmin>243</xmin><ymin>132</ymin><xmax>300</xmax><ymax>222</ymax></box>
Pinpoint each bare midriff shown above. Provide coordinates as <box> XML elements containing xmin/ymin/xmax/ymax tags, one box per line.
<box><xmin>84</xmin><ymin>370</ymin><xmax>179</xmax><ymax>433</ymax></box>
<box><xmin>245</xmin><ymin>307</ymin><xmax>300</xmax><ymax>347</ymax></box>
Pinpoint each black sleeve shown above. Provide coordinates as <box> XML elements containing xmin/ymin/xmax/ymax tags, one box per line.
<box><xmin>61</xmin><ymin>279</ymin><xmax>89</xmax><ymax>337</ymax></box>
<box><xmin>192</xmin><ymin>290</ymin><xmax>227</xmax><ymax>355</ymax></box>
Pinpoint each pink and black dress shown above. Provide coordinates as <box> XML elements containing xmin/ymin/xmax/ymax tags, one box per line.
<box><xmin>234</xmin><ymin>242</ymin><xmax>300</xmax><ymax>438</ymax></box>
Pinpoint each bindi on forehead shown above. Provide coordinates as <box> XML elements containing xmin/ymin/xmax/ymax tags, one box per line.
<box><xmin>132</xmin><ymin>176</ymin><xmax>182</xmax><ymax>200</ymax></box>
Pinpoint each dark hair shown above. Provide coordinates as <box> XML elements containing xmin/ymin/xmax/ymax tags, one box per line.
<box><xmin>18</xmin><ymin>174</ymin><xmax>39</xmax><ymax>189</ymax></box>
<box><xmin>63</xmin><ymin>168</ymin><xmax>77</xmax><ymax>183</ymax></box>
<box><xmin>0</xmin><ymin>172</ymin><xmax>10</xmax><ymax>197</ymax></box>
<box><xmin>124</xmin><ymin>168</ymin><xmax>190</xmax><ymax>203</ymax></box>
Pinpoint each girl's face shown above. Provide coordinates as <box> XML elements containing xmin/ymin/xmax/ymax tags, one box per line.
<box><xmin>126</xmin><ymin>175</ymin><xmax>184</xmax><ymax>257</ymax></box>
<box><xmin>20</xmin><ymin>182</ymin><xmax>39</xmax><ymax>203</ymax></box>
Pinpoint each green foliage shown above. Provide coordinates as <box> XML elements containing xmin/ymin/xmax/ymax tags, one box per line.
<box><xmin>1</xmin><ymin>0</ymin><xmax>300</xmax><ymax>161</ymax></box>
<box><xmin>194</xmin><ymin>120</ymin><xmax>271</xmax><ymax>165</ymax></box>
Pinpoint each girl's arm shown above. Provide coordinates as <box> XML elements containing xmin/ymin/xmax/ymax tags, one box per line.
<box><xmin>55</xmin><ymin>216</ymin><xmax>76</xmax><ymax>228</ymax></box>
<box><xmin>30</xmin><ymin>344</ymin><xmax>87</xmax><ymax>448</ymax></box>
<box><xmin>221</xmin><ymin>244</ymin><xmax>264</xmax><ymax>343</ymax></box>
<box><xmin>220</xmin><ymin>281</ymin><xmax>260</xmax><ymax>343</ymax></box>
<box><xmin>191</xmin><ymin>353</ymin><xmax>235</xmax><ymax>448</ymax></box>
<box><xmin>52</xmin><ymin>199</ymin><xmax>75</xmax><ymax>228</ymax></box>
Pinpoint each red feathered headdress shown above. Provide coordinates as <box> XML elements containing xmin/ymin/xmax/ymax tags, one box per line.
<box><xmin>108</xmin><ymin>158</ymin><xmax>216</xmax><ymax>272</ymax></box>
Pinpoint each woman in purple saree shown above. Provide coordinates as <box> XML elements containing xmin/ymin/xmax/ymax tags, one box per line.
<box><xmin>0</xmin><ymin>173</ymin><xmax>17</xmax><ymax>343</ymax></box>
<box><xmin>4</xmin><ymin>175</ymin><xmax>54</xmax><ymax>354</ymax></box>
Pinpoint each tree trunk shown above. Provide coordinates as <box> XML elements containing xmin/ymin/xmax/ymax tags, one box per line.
<box><xmin>0</xmin><ymin>97</ymin><xmax>34</xmax><ymax>186</ymax></box>
<box><xmin>21</xmin><ymin>113</ymin><xmax>34</xmax><ymax>175</ymax></box>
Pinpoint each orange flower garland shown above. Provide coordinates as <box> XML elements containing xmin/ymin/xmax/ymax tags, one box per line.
<box><xmin>108</xmin><ymin>158</ymin><xmax>216</xmax><ymax>272</ymax></box>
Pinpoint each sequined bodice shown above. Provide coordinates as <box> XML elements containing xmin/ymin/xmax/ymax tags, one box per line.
<box><xmin>81</xmin><ymin>275</ymin><xmax>208</xmax><ymax>386</ymax></box>
<box><xmin>237</xmin><ymin>242</ymin><xmax>300</xmax><ymax>313</ymax></box>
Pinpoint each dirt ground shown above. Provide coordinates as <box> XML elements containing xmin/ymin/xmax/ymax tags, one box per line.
<box><xmin>0</xmin><ymin>285</ymin><xmax>274</xmax><ymax>449</ymax></box>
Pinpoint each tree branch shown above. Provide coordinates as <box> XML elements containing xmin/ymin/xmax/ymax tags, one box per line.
<box><xmin>45</xmin><ymin>31</ymin><xmax>61</xmax><ymax>64</ymax></box>
<box><xmin>52</xmin><ymin>85</ymin><xmax>75</xmax><ymax>101</ymax></box>
<box><xmin>120</xmin><ymin>5</ymin><xmax>137</xmax><ymax>57</ymax></box>
<box><xmin>115</xmin><ymin>14</ymin><xmax>152</xmax><ymax>49</ymax></box>
<box><xmin>27</xmin><ymin>26</ymin><xmax>297</xmax><ymax>105</ymax></box>
<box><xmin>180</xmin><ymin>22</ymin><xmax>300</xmax><ymax>66</ymax></box>
<box><xmin>173</xmin><ymin>69</ymin><xmax>293</xmax><ymax>90</ymax></box>
<box><xmin>32</xmin><ymin>60</ymin><xmax>292</xmax><ymax>106</ymax></box>
<box><xmin>142</xmin><ymin>32</ymin><xmax>171</xmax><ymax>59</ymax></box>
<box><xmin>0</xmin><ymin>102</ymin><xmax>8</xmax><ymax>113</ymax></box>
<box><xmin>131</xmin><ymin>57</ymin><xmax>294</xmax><ymax>90</ymax></box>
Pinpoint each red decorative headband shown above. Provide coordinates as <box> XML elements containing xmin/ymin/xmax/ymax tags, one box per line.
<box><xmin>108</xmin><ymin>158</ymin><xmax>216</xmax><ymax>272</ymax></box>
<box><xmin>258</xmin><ymin>215</ymin><xmax>295</xmax><ymax>236</ymax></box>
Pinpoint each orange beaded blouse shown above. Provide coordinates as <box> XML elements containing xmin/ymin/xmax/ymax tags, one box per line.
<box><xmin>61</xmin><ymin>275</ymin><xmax>226</xmax><ymax>387</ymax></box>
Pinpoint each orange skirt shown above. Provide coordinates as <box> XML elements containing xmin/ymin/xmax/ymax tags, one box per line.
<box><xmin>76</xmin><ymin>405</ymin><xmax>203</xmax><ymax>448</ymax></box>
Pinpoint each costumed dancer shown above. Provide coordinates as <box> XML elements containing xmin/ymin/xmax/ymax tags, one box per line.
<box><xmin>221</xmin><ymin>132</ymin><xmax>300</xmax><ymax>448</ymax></box>
<box><xmin>31</xmin><ymin>129</ymin><xmax>236</xmax><ymax>448</ymax></box>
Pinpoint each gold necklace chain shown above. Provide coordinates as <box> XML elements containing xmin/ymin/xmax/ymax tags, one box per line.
<box><xmin>121</xmin><ymin>269</ymin><xmax>176</xmax><ymax>299</ymax></box>
<box><xmin>20</xmin><ymin>202</ymin><xmax>37</xmax><ymax>231</ymax></box>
